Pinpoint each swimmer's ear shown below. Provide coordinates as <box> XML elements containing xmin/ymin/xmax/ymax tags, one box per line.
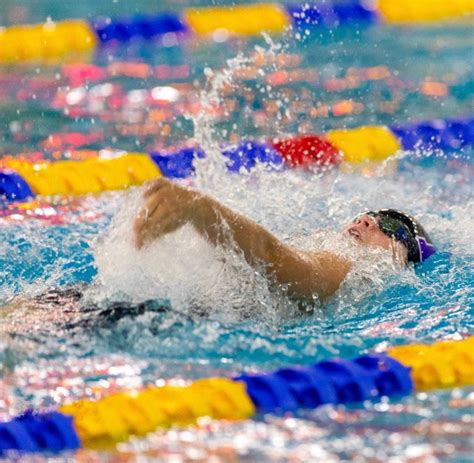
<box><xmin>391</xmin><ymin>239</ymin><xmax>408</xmax><ymax>267</ymax></box>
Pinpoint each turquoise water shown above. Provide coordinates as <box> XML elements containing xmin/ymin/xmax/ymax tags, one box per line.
<box><xmin>1</xmin><ymin>3</ymin><xmax>473</xmax><ymax>461</ymax></box>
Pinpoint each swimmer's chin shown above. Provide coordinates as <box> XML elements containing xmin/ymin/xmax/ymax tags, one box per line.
<box><xmin>340</xmin><ymin>233</ymin><xmax>396</xmax><ymax>265</ymax></box>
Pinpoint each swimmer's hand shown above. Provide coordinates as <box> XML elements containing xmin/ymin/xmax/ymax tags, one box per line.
<box><xmin>134</xmin><ymin>178</ymin><xmax>199</xmax><ymax>249</ymax></box>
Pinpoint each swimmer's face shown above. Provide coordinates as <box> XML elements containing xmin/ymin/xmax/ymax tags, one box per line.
<box><xmin>343</xmin><ymin>214</ymin><xmax>395</xmax><ymax>250</ymax></box>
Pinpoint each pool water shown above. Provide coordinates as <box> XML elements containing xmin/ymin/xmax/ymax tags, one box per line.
<box><xmin>1</xmin><ymin>2</ymin><xmax>473</xmax><ymax>461</ymax></box>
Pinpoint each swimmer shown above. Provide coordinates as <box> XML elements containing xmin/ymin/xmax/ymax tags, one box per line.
<box><xmin>134</xmin><ymin>178</ymin><xmax>437</xmax><ymax>302</ymax></box>
<box><xmin>0</xmin><ymin>179</ymin><xmax>436</xmax><ymax>335</ymax></box>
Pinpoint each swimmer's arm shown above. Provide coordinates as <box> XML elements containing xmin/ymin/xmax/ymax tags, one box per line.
<box><xmin>136</xmin><ymin>180</ymin><xmax>349</xmax><ymax>299</ymax></box>
<box><xmin>192</xmin><ymin>196</ymin><xmax>351</xmax><ymax>300</ymax></box>
<box><xmin>134</xmin><ymin>179</ymin><xmax>351</xmax><ymax>301</ymax></box>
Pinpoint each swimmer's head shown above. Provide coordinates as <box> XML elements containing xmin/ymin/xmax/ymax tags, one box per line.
<box><xmin>344</xmin><ymin>209</ymin><xmax>436</xmax><ymax>263</ymax></box>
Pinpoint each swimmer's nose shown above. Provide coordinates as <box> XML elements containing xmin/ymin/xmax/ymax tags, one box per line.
<box><xmin>345</xmin><ymin>214</ymin><xmax>377</xmax><ymax>238</ymax></box>
<box><xmin>354</xmin><ymin>214</ymin><xmax>378</xmax><ymax>230</ymax></box>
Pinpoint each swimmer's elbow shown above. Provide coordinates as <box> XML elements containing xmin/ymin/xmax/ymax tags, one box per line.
<box><xmin>309</xmin><ymin>252</ymin><xmax>352</xmax><ymax>301</ymax></box>
<box><xmin>282</xmin><ymin>250</ymin><xmax>351</xmax><ymax>302</ymax></box>
<box><xmin>258</xmin><ymin>239</ymin><xmax>351</xmax><ymax>302</ymax></box>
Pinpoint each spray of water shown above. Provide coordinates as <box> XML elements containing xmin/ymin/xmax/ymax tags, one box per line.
<box><xmin>90</xmin><ymin>40</ymin><xmax>440</xmax><ymax>323</ymax></box>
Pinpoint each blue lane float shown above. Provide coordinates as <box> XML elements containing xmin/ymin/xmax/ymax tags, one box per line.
<box><xmin>91</xmin><ymin>13</ymin><xmax>188</xmax><ymax>43</ymax></box>
<box><xmin>150</xmin><ymin>147</ymin><xmax>205</xmax><ymax>178</ymax></box>
<box><xmin>285</xmin><ymin>1</ymin><xmax>378</xmax><ymax>28</ymax></box>
<box><xmin>221</xmin><ymin>141</ymin><xmax>284</xmax><ymax>172</ymax></box>
<box><xmin>0</xmin><ymin>170</ymin><xmax>34</xmax><ymax>201</ymax></box>
<box><xmin>0</xmin><ymin>412</ymin><xmax>80</xmax><ymax>455</ymax></box>
<box><xmin>151</xmin><ymin>141</ymin><xmax>284</xmax><ymax>178</ymax></box>
<box><xmin>235</xmin><ymin>354</ymin><xmax>413</xmax><ymax>414</ymax></box>
<box><xmin>390</xmin><ymin>116</ymin><xmax>474</xmax><ymax>152</ymax></box>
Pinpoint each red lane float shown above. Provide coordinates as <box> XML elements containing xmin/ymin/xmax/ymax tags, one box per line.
<box><xmin>271</xmin><ymin>135</ymin><xmax>341</xmax><ymax>168</ymax></box>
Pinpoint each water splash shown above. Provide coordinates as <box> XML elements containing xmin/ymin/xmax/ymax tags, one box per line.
<box><xmin>90</xmin><ymin>37</ymin><xmax>474</xmax><ymax>325</ymax></box>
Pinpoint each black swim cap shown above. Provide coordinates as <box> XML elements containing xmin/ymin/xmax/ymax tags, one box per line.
<box><xmin>366</xmin><ymin>209</ymin><xmax>436</xmax><ymax>263</ymax></box>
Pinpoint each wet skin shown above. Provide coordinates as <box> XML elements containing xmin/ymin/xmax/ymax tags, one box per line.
<box><xmin>344</xmin><ymin>214</ymin><xmax>408</xmax><ymax>263</ymax></box>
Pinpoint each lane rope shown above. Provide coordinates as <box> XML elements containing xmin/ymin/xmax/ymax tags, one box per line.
<box><xmin>1</xmin><ymin>116</ymin><xmax>472</xmax><ymax>202</ymax></box>
<box><xmin>1</xmin><ymin>1</ymin><xmax>472</xmax><ymax>64</ymax></box>
<box><xmin>0</xmin><ymin>336</ymin><xmax>472</xmax><ymax>455</ymax></box>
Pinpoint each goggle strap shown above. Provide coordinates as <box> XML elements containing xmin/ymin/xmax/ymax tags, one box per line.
<box><xmin>417</xmin><ymin>236</ymin><xmax>437</xmax><ymax>262</ymax></box>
